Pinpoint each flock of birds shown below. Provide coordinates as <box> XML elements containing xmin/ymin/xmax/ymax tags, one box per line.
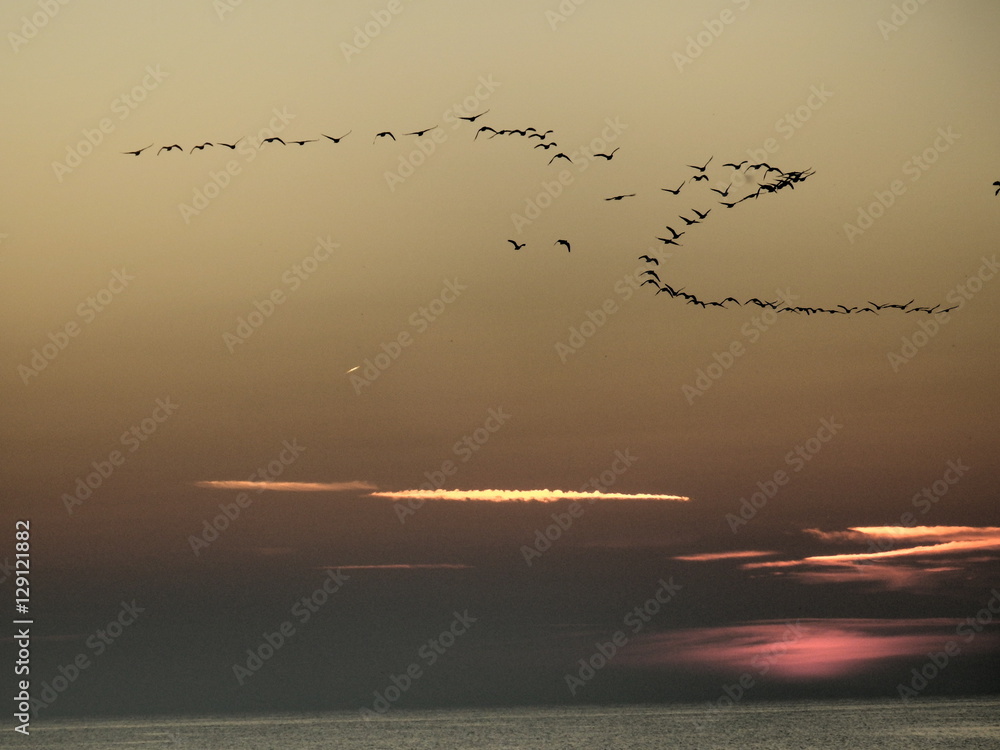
<box><xmin>125</xmin><ymin>111</ymin><xmax>962</xmax><ymax>316</ymax></box>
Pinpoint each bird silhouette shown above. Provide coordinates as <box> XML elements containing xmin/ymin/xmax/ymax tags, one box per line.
<box><xmin>661</xmin><ymin>182</ymin><xmax>685</xmax><ymax>195</ymax></box>
<box><xmin>260</xmin><ymin>137</ymin><xmax>286</xmax><ymax>146</ymax></box>
<box><xmin>122</xmin><ymin>144</ymin><xmax>153</xmax><ymax>156</ymax></box>
<box><xmin>475</xmin><ymin>126</ymin><xmax>498</xmax><ymax>140</ymax></box>
<box><xmin>217</xmin><ymin>137</ymin><xmax>244</xmax><ymax>149</ymax></box>
<box><xmin>719</xmin><ymin>200</ymin><xmax>739</xmax><ymax>208</ymax></box>
<box><xmin>458</xmin><ymin>110</ymin><xmax>490</xmax><ymax>122</ymax></box>
<box><xmin>404</xmin><ymin>126</ymin><xmax>438</xmax><ymax>137</ymax></box>
<box><xmin>322</xmin><ymin>131</ymin><xmax>351</xmax><ymax>143</ymax></box>
<box><xmin>679</xmin><ymin>214</ymin><xmax>700</xmax><ymax>226</ymax></box>
<box><xmin>373</xmin><ymin>132</ymin><xmax>396</xmax><ymax>143</ymax></box>
<box><xmin>656</xmin><ymin>237</ymin><xmax>682</xmax><ymax>246</ymax></box>
<box><xmin>548</xmin><ymin>153</ymin><xmax>572</xmax><ymax>165</ymax></box>
<box><xmin>723</xmin><ymin>160</ymin><xmax>748</xmax><ymax>169</ymax></box>
<box><xmin>189</xmin><ymin>142</ymin><xmax>214</xmax><ymax>153</ymax></box>
<box><xmin>555</xmin><ymin>240</ymin><xmax>571</xmax><ymax>252</ymax></box>
<box><xmin>710</xmin><ymin>184</ymin><xmax>732</xmax><ymax>197</ymax></box>
<box><xmin>690</xmin><ymin>174</ymin><xmax>709</xmax><ymax>182</ymax></box>
<box><xmin>688</xmin><ymin>156</ymin><xmax>713</xmax><ymax>172</ymax></box>
<box><xmin>534</xmin><ymin>142</ymin><xmax>558</xmax><ymax>150</ymax></box>
<box><xmin>508</xmin><ymin>240</ymin><xmax>526</xmax><ymax>250</ymax></box>
<box><xmin>157</xmin><ymin>144</ymin><xmax>182</xmax><ymax>154</ymax></box>
<box><xmin>641</xmin><ymin>270</ymin><xmax>660</xmax><ymax>282</ymax></box>
<box><xmin>288</xmin><ymin>139</ymin><xmax>317</xmax><ymax>146</ymax></box>
<box><xmin>641</xmin><ymin>278</ymin><xmax>660</xmax><ymax>288</ymax></box>
<box><xmin>638</xmin><ymin>255</ymin><xmax>659</xmax><ymax>265</ymax></box>
<box><xmin>663</xmin><ymin>226</ymin><xmax>685</xmax><ymax>239</ymax></box>
<box><xmin>593</xmin><ymin>148</ymin><xmax>619</xmax><ymax>160</ymax></box>
<box><xmin>692</xmin><ymin>208</ymin><xmax>711</xmax><ymax>220</ymax></box>
<box><xmin>994</xmin><ymin>180</ymin><xmax>1000</xmax><ymax>196</ymax></box>
<box><xmin>605</xmin><ymin>193</ymin><xmax>636</xmax><ymax>201</ymax></box>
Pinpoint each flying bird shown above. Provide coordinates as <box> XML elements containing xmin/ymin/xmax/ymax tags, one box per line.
<box><xmin>548</xmin><ymin>153</ymin><xmax>572</xmax><ymax>165</ymax></box>
<box><xmin>656</xmin><ymin>237</ymin><xmax>682</xmax><ymax>246</ymax></box>
<box><xmin>661</xmin><ymin>182</ymin><xmax>684</xmax><ymax>195</ymax></box>
<box><xmin>534</xmin><ymin>142</ymin><xmax>558</xmax><ymax>150</ymax></box>
<box><xmin>723</xmin><ymin>160</ymin><xmax>748</xmax><ymax>169</ymax></box>
<box><xmin>217</xmin><ymin>138</ymin><xmax>244</xmax><ymax>149</ymax></box>
<box><xmin>322</xmin><ymin>131</ymin><xmax>351</xmax><ymax>143</ymax></box>
<box><xmin>457</xmin><ymin>110</ymin><xmax>490</xmax><ymax>122</ymax></box>
<box><xmin>692</xmin><ymin>208</ymin><xmax>711</xmax><ymax>220</ymax></box>
<box><xmin>288</xmin><ymin>139</ymin><xmax>317</xmax><ymax>146</ymax></box>
<box><xmin>641</xmin><ymin>270</ymin><xmax>660</xmax><ymax>282</ymax></box>
<box><xmin>710</xmin><ymin>184</ymin><xmax>732</xmax><ymax>197</ymax></box>
<box><xmin>663</xmin><ymin>226</ymin><xmax>684</xmax><ymax>239</ymax></box>
<box><xmin>679</xmin><ymin>214</ymin><xmax>701</xmax><ymax>226</ymax></box>
<box><xmin>404</xmin><ymin>126</ymin><xmax>438</xmax><ymax>137</ymax></box>
<box><xmin>260</xmin><ymin>137</ymin><xmax>286</xmax><ymax>146</ymax></box>
<box><xmin>593</xmin><ymin>148</ymin><xmax>619</xmax><ymax>160</ymax></box>
<box><xmin>605</xmin><ymin>194</ymin><xmax>636</xmax><ymax>201</ymax></box>
<box><xmin>554</xmin><ymin>240</ymin><xmax>571</xmax><ymax>252</ymax></box>
<box><xmin>122</xmin><ymin>144</ymin><xmax>153</xmax><ymax>156</ymax></box>
<box><xmin>690</xmin><ymin>174</ymin><xmax>709</xmax><ymax>182</ymax></box>
<box><xmin>994</xmin><ymin>180</ymin><xmax>1000</xmax><ymax>196</ymax></box>
<box><xmin>373</xmin><ymin>132</ymin><xmax>396</xmax><ymax>143</ymax></box>
<box><xmin>508</xmin><ymin>240</ymin><xmax>526</xmax><ymax>250</ymax></box>
<box><xmin>157</xmin><ymin>144</ymin><xmax>182</xmax><ymax>154</ymax></box>
<box><xmin>638</xmin><ymin>255</ymin><xmax>659</xmax><ymax>265</ymax></box>
<box><xmin>475</xmin><ymin>126</ymin><xmax>498</xmax><ymax>140</ymax></box>
<box><xmin>189</xmin><ymin>142</ymin><xmax>214</xmax><ymax>153</ymax></box>
<box><xmin>688</xmin><ymin>156</ymin><xmax>713</xmax><ymax>172</ymax></box>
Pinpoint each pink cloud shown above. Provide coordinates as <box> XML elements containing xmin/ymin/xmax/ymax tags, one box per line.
<box><xmin>673</xmin><ymin>550</ymin><xmax>779</xmax><ymax>562</ymax></box>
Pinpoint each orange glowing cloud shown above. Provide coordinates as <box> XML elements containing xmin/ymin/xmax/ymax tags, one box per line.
<box><xmin>673</xmin><ymin>550</ymin><xmax>778</xmax><ymax>562</ymax></box>
<box><xmin>366</xmin><ymin>489</ymin><xmax>689</xmax><ymax>502</ymax></box>
<box><xmin>616</xmin><ymin>619</ymin><xmax>997</xmax><ymax>680</ymax></box>
<box><xmin>195</xmin><ymin>480</ymin><xmax>377</xmax><ymax>492</ymax></box>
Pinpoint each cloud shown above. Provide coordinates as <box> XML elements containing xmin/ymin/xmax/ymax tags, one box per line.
<box><xmin>673</xmin><ymin>550</ymin><xmax>778</xmax><ymax>562</ymax></box>
<box><xmin>366</xmin><ymin>489</ymin><xmax>689</xmax><ymax>502</ymax></box>
<box><xmin>616</xmin><ymin>618</ymin><xmax>998</xmax><ymax>681</ymax></box>
<box><xmin>194</xmin><ymin>480</ymin><xmax>377</xmax><ymax>492</ymax></box>
<box><xmin>744</xmin><ymin>526</ymin><xmax>1000</xmax><ymax>592</ymax></box>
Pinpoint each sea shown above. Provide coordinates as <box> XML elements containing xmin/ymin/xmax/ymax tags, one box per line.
<box><xmin>6</xmin><ymin>697</ymin><xmax>998</xmax><ymax>749</ymax></box>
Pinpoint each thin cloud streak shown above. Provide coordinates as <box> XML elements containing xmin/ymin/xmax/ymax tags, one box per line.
<box><xmin>673</xmin><ymin>550</ymin><xmax>778</xmax><ymax>562</ymax></box>
<box><xmin>195</xmin><ymin>480</ymin><xmax>378</xmax><ymax>492</ymax></box>
<box><xmin>366</xmin><ymin>489</ymin><xmax>690</xmax><ymax>502</ymax></box>
<box><xmin>318</xmin><ymin>564</ymin><xmax>473</xmax><ymax>571</ymax></box>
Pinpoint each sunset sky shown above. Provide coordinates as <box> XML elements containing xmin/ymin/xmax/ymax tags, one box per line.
<box><xmin>2</xmin><ymin>0</ymin><xmax>999</xmax><ymax>718</ymax></box>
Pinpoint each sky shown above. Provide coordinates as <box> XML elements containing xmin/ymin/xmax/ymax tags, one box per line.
<box><xmin>2</xmin><ymin>0</ymin><xmax>999</xmax><ymax>721</ymax></box>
